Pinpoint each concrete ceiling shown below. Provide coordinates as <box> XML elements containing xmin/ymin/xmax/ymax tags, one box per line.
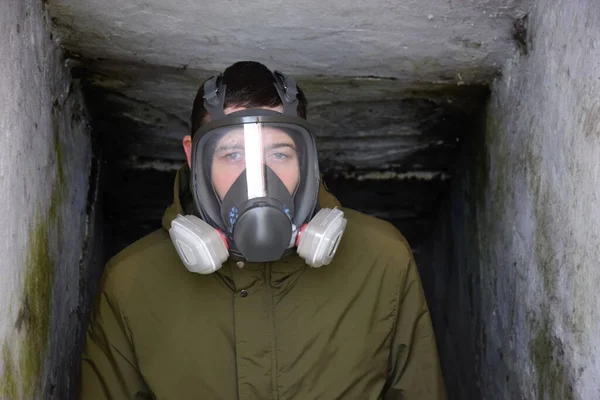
<box><xmin>49</xmin><ymin>0</ymin><xmax>531</xmax><ymax>83</ymax></box>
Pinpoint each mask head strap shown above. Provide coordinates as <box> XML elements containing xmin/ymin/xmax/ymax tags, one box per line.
<box><xmin>202</xmin><ymin>74</ymin><xmax>226</xmax><ymax>120</ymax></box>
<box><xmin>272</xmin><ymin>70</ymin><xmax>300</xmax><ymax>116</ymax></box>
<box><xmin>202</xmin><ymin>70</ymin><xmax>300</xmax><ymax>120</ymax></box>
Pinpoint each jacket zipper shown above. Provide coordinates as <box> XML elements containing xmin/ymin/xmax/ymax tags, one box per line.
<box><xmin>265</xmin><ymin>263</ymin><xmax>279</xmax><ymax>399</ymax></box>
<box><xmin>230</xmin><ymin>263</ymin><xmax>241</xmax><ymax>400</ymax></box>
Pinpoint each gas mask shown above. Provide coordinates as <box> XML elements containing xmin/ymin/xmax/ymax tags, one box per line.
<box><xmin>169</xmin><ymin>70</ymin><xmax>347</xmax><ymax>274</ymax></box>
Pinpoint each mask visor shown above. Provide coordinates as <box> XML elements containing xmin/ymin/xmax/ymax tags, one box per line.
<box><xmin>193</xmin><ymin>115</ymin><xmax>318</xmax><ymax>234</ymax></box>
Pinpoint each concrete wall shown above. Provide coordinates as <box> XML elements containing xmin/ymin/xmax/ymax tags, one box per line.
<box><xmin>418</xmin><ymin>112</ymin><xmax>486</xmax><ymax>400</ymax></box>
<box><xmin>0</xmin><ymin>0</ymin><xmax>98</xmax><ymax>398</ymax></box>
<box><xmin>424</xmin><ymin>0</ymin><xmax>600</xmax><ymax>399</ymax></box>
<box><xmin>479</xmin><ymin>1</ymin><xmax>600</xmax><ymax>397</ymax></box>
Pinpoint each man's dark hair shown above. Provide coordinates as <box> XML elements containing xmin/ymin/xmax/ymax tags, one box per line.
<box><xmin>190</xmin><ymin>61</ymin><xmax>308</xmax><ymax>136</ymax></box>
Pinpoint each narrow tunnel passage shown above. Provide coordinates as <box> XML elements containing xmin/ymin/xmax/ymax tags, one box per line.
<box><xmin>75</xmin><ymin>60</ymin><xmax>490</xmax><ymax>399</ymax></box>
<box><xmin>74</xmin><ymin>61</ymin><xmax>488</xmax><ymax>260</ymax></box>
<box><xmin>2</xmin><ymin>0</ymin><xmax>599</xmax><ymax>399</ymax></box>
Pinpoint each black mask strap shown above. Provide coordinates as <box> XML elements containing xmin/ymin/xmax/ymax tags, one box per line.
<box><xmin>204</xmin><ymin>71</ymin><xmax>299</xmax><ymax>120</ymax></box>
<box><xmin>273</xmin><ymin>70</ymin><xmax>300</xmax><ymax>116</ymax></box>
<box><xmin>203</xmin><ymin>74</ymin><xmax>227</xmax><ymax>120</ymax></box>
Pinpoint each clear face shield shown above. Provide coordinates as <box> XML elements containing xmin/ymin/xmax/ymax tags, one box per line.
<box><xmin>191</xmin><ymin>112</ymin><xmax>320</xmax><ymax>262</ymax></box>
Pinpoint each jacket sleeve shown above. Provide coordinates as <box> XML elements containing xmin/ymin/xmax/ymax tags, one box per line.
<box><xmin>383</xmin><ymin>256</ymin><xmax>447</xmax><ymax>400</ymax></box>
<box><xmin>79</xmin><ymin>270</ymin><xmax>153</xmax><ymax>399</ymax></box>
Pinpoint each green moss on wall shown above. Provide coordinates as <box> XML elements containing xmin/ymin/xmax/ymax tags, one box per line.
<box><xmin>19</xmin><ymin>215</ymin><xmax>56</xmax><ymax>396</ymax></box>
<box><xmin>530</xmin><ymin>318</ymin><xmax>574</xmax><ymax>400</ymax></box>
<box><xmin>1</xmin><ymin>342</ymin><xmax>17</xmax><ymax>399</ymax></box>
<box><xmin>1</xmin><ymin>100</ymin><xmax>68</xmax><ymax>396</ymax></box>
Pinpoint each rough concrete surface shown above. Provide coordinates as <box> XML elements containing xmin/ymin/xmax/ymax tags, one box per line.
<box><xmin>73</xmin><ymin>60</ymin><xmax>485</xmax><ymax>172</ymax></box>
<box><xmin>48</xmin><ymin>0</ymin><xmax>531</xmax><ymax>84</ymax></box>
<box><xmin>0</xmin><ymin>0</ymin><xmax>93</xmax><ymax>398</ymax></box>
<box><xmin>428</xmin><ymin>0</ymin><xmax>600</xmax><ymax>398</ymax></box>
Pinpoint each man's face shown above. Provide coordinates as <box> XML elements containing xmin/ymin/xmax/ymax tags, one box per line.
<box><xmin>183</xmin><ymin>105</ymin><xmax>300</xmax><ymax>200</ymax></box>
<box><xmin>211</xmin><ymin>126</ymin><xmax>299</xmax><ymax>200</ymax></box>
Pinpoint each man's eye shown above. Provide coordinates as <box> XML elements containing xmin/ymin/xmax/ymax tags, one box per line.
<box><xmin>271</xmin><ymin>152</ymin><xmax>288</xmax><ymax>160</ymax></box>
<box><xmin>226</xmin><ymin>152</ymin><xmax>243</xmax><ymax>161</ymax></box>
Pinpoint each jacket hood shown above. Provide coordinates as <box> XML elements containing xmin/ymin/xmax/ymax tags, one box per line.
<box><xmin>162</xmin><ymin>164</ymin><xmax>341</xmax><ymax>232</ymax></box>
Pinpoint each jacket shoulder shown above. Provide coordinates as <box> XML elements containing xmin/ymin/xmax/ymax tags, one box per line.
<box><xmin>108</xmin><ymin>229</ymin><xmax>173</xmax><ymax>269</ymax></box>
<box><xmin>101</xmin><ymin>229</ymin><xmax>177</xmax><ymax>296</ymax></box>
<box><xmin>342</xmin><ymin>207</ymin><xmax>412</xmax><ymax>249</ymax></box>
<box><xmin>339</xmin><ymin>207</ymin><xmax>415</xmax><ymax>268</ymax></box>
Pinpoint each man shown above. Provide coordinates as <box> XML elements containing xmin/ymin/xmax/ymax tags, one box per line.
<box><xmin>79</xmin><ymin>61</ymin><xmax>446</xmax><ymax>399</ymax></box>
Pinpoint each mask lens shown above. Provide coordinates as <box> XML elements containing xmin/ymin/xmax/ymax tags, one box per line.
<box><xmin>192</xmin><ymin>116</ymin><xmax>319</xmax><ymax>235</ymax></box>
<box><xmin>208</xmin><ymin>123</ymin><xmax>302</xmax><ymax>203</ymax></box>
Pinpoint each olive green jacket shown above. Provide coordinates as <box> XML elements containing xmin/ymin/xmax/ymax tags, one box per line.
<box><xmin>79</xmin><ymin>166</ymin><xmax>446</xmax><ymax>399</ymax></box>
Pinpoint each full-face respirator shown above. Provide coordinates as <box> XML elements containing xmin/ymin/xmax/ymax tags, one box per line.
<box><xmin>169</xmin><ymin>70</ymin><xmax>347</xmax><ymax>274</ymax></box>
